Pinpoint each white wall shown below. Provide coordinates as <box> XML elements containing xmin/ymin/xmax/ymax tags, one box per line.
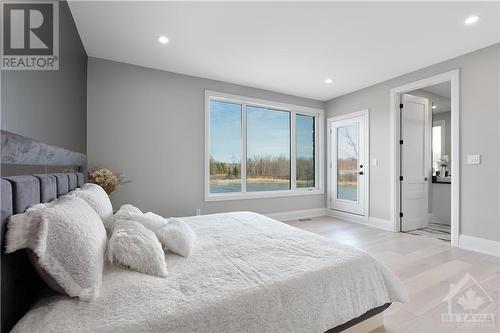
<box><xmin>87</xmin><ymin>57</ymin><xmax>326</xmax><ymax>217</ymax></box>
<box><xmin>326</xmin><ymin>43</ymin><xmax>500</xmax><ymax>242</ymax></box>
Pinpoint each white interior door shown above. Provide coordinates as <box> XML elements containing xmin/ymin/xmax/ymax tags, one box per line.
<box><xmin>401</xmin><ymin>94</ymin><xmax>431</xmax><ymax>231</ymax></box>
<box><xmin>331</xmin><ymin>115</ymin><xmax>366</xmax><ymax>216</ymax></box>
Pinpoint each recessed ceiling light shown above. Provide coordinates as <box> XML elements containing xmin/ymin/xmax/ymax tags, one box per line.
<box><xmin>465</xmin><ymin>15</ymin><xmax>479</xmax><ymax>25</ymax></box>
<box><xmin>325</xmin><ymin>78</ymin><xmax>333</xmax><ymax>84</ymax></box>
<box><xmin>158</xmin><ymin>36</ymin><xmax>169</xmax><ymax>44</ymax></box>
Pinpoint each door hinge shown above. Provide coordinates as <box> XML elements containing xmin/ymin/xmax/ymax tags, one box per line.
<box><xmin>399</xmin><ymin>139</ymin><xmax>403</xmax><ymax>145</ymax></box>
<box><xmin>399</xmin><ymin>212</ymin><xmax>404</xmax><ymax>218</ymax></box>
<box><xmin>399</xmin><ymin>176</ymin><xmax>403</xmax><ymax>181</ymax></box>
<box><xmin>399</xmin><ymin>103</ymin><xmax>404</xmax><ymax>109</ymax></box>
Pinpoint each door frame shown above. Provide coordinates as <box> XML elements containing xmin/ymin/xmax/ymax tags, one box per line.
<box><xmin>390</xmin><ymin>70</ymin><xmax>460</xmax><ymax>246</ymax></box>
<box><xmin>327</xmin><ymin>109</ymin><xmax>370</xmax><ymax>218</ymax></box>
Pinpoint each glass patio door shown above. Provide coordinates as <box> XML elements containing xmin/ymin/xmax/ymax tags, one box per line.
<box><xmin>331</xmin><ymin>115</ymin><xmax>366</xmax><ymax>216</ymax></box>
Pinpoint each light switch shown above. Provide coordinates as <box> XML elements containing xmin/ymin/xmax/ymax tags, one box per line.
<box><xmin>372</xmin><ymin>158</ymin><xmax>378</xmax><ymax>166</ymax></box>
<box><xmin>466</xmin><ymin>154</ymin><xmax>481</xmax><ymax>165</ymax></box>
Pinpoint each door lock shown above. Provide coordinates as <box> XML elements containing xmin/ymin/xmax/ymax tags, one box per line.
<box><xmin>359</xmin><ymin>171</ymin><xmax>364</xmax><ymax>175</ymax></box>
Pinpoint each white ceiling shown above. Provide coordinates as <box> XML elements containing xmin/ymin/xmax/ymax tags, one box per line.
<box><xmin>68</xmin><ymin>1</ymin><xmax>500</xmax><ymax>101</ymax></box>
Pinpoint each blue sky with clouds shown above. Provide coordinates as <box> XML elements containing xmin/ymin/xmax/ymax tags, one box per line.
<box><xmin>210</xmin><ymin>100</ymin><xmax>314</xmax><ymax>163</ymax></box>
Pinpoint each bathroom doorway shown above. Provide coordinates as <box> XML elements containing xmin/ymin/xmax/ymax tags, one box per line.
<box><xmin>390</xmin><ymin>70</ymin><xmax>459</xmax><ymax>246</ymax></box>
<box><xmin>402</xmin><ymin>82</ymin><xmax>452</xmax><ymax>241</ymax></box>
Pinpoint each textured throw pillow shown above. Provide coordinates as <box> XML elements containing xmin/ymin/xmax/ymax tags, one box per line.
<box><xmin>107</xmin><ymin>220</ymin><xmax>168</xmax><ymax>277</ymax></box>
<box><xmin>69</xmin><ymin>183</ymin><xmax>113</xmax><ymax>220</ymax></box>
<box><xmin>129</xmin><ymin>212</ymin><xmax>168</xmax><ymax>233</ymax></box>
<box><xmin>157</xmin><ymin>218</ymin><xmax>196</xmax><ymax>257</ymax></box>
<box><xmin>106</xmin><ymin>204</ymin><xmax>143</xmax><ymax>233</ymax></box>
<box><xmin>5</xmin><ymin>196</ymin><xmax>107</xmax><ymax>301</ymax></box>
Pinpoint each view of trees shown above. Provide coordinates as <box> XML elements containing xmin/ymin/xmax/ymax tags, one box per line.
<box><xmin>209</xmin><ymin>157</ymin><xmax>240</xmax><ymax>179</ymax></box>
<box><xmin>246</xmin><ymin>156</ymin><xmax>289</xmax><ymax>180</ymax></box>
<box><xmin>296</xmin><ymin>157</ymin><xmax>315</xmax><ymax>187</ymax></box>
<box><xmin>337</xmin><ymin>125</ymin><xmax>359</xmax><ymax>185</ymax></box>
<box><xmin>209</xmin><ymin>155</ymin><xmax>315</xmax><ymax>186</ymax></box>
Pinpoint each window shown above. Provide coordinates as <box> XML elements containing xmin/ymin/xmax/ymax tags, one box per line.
<box><xmin>432</xmin><ymin>120</ymin><xmax>445</xmax><ymax>175</ymax></box>
<box><xmin>209</xmin><ymin>100</ymin><xmax>242</xmax><ymax>193</ymax></box>
<box><xmin>206</xmin><ymin>91</ymin><xmax>323</xmax><ymax>200</ymax></box>
<box><xmin>296</xmin><ymin>114</ymin><xmax>315</xmax><ymax>188</ymax></box>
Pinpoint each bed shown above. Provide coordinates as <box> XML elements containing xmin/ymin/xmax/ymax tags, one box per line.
<box><xmin>1</xmin><ymin>130</ymin><xmax>406</xmax><ymax>332</ymax></box>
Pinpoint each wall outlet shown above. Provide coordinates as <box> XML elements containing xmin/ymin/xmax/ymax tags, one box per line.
<box><xmin>195</xmin><ymin>208</ymin><xmax>201</xmax><ymax>216</ymax></box>
<box><xmin>466</xmin><ymin>154</ymin><xmax>481</xmax><ymax>165</ymax></box>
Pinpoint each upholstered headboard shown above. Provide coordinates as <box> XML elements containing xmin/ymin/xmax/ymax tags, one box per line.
<box><xmin>1</xmin><ymin>130</ymin><xmax>87</xmax><ymax>332</ymax></box>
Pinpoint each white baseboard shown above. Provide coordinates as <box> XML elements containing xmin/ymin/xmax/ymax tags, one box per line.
<box><xmin>328</xmin><ymin>209</ymin><xmax>394</xmax><ymax>231</ymax></box>
<box><xmin>459</xmin><ymin>234</ymin><xmax>500</xmax><ymax>257</ymax></box>
<box><xmin>265</xmin><ymin>208</ymin><xmax>328</xmax><ymax>221</ymax></box>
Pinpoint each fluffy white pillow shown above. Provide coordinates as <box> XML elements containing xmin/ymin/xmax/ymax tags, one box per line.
<box><xmin>106</xmin><ymin>204</ymin><xmax>143</xmax><ymax>233</ymax></box>
<box><xmin>5</xmin><ymin>196</ymin><xmax>107</xmax><ymax>301</ymax></box>
<box><xmin>69</xmin><ymin>183</ymin><xmax>113</xmax><ymax>220</ymax></box>
<box><xmin>107</xmin><ymin>220</ymin><xmax>168</xmax><ymax>277</ymax></box>
<box><xmin>157</xmin><ymin>218</ymin><xmax>196</xmax><ymax>257</ymax></box>
<box><xmin>129</xmin><ymin>212</ymin><xmax>168</xmax><ymax>232</ymax></box>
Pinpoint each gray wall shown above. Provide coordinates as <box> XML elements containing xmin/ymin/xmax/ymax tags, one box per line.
<box><xmin>1</xmin><ymin>1</ymin><xmax>87</xmax><ymax>154</ymax></box>
<box><xmin>326</xmin><ymin>43</ymin><xmax>500</xmax><ymax>242</ymax></box>
<box><xmin>87</xmin><ymin>57</ymin><xmax>325</xmax><ymax>217</ymax></box>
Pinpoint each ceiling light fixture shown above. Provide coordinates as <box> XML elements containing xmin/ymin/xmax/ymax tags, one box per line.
<box><xmin>325</xmin><ymin>78</ymin><xmax>333</xmax><ymax>84</ymax></box>
<box><xmin>158</xmin><ymin>36</ymin><xmax>169</xmax><ymax>44</ymax></box>
<box><xmin>465</xmin><ymin>15</ymin><xmax>479</xmax><ymax>25</ymax></box>
<box><xmin>432</xmin><ymin>105</ymin><xmax>437</xmax><ymax>109</ymax></box>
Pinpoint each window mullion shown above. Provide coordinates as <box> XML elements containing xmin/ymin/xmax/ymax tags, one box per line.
<box><xmin>290</xmin><ymin>112</ymin><xmax>297</xmax><ymax>190</ymax></box>
<box><xmin>241</xmin><ymin>103</ymin><xmax>247</xmax><ymax>193</ymax></box>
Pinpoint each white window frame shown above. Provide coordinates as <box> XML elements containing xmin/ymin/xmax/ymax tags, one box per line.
<box><xmin>205</xmin><ymin>90</ymin><xmax>324</xmax><ymax>201</ymax></box>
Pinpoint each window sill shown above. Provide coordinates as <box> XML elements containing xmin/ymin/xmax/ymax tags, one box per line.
<box><xmin>204</xmin><ymin>188</ymin><xmax>324</xmax><ymax>202</ymax></box>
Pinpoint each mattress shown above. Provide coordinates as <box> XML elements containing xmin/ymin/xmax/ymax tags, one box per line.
<box><xmin>12</xmin><ymin>212</ymin><xmax>406</xmax><ymax>333</ymax></box>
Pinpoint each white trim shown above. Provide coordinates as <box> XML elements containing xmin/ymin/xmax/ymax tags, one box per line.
<box><xmin>205</xmin><ymin>90</ymin><xmax>324</xmax><ymax>201</ymax></box>
<box><xmin>327</xmin><ymin>110</ymin><xmax>370</xmax><ymax>217</ymax></box>
<box><xmin>265</xmin><ymin>208</ymin><xmax>328</xmax><ymax>222</ymax></box>
<box><xmin>459</xmin><ymin>235</ymin><xmax>500</xmax><ymax>258</ymax></box>
<box><xmin>390</xmin><ymin>70</ymin><xmax>460</xmax><ymax>246</ymax></box>
<box><xmin>328</xmin><ymin>210</ymin><xmax>393</xmax><ymax>232</ymax></box>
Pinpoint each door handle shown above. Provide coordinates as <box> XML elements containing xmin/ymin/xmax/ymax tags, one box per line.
<box><xmin>359</xmin><ymin>171</ymin><xmax>364</xmax><ymax>175</ymax></box>
<box><xmin>424</xmin><ymin>177</ymin><xmax>428</xmax><ymax>181</ymax></box>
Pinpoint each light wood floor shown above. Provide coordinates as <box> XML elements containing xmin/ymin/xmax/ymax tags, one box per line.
<box><xmin>284</xmin><ymin>216</ymin><xmax>500</xmax><ymax>333</ymax></box>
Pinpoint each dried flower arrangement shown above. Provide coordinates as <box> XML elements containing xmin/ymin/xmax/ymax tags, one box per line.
<box><xmin>88</xmin><ymin>168</ymin><xmax>130</xmax><ymax>195</ymax></box>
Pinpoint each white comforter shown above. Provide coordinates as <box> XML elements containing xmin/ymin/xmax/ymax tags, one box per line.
<box><xmin>13</xmin><ymin>212</ymin><xmax>406</xmax><ymax>333</ymax></box>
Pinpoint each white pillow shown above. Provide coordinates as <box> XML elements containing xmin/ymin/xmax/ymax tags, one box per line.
<box><xmin>129</xmin><ymin>212</ymin><xmax>168</xmax><ymax>233</ymax></box>
<box><xmin>69</xmin><ymin>183</ymin><xmax>113</xmax><ymax>220</ymax></box>
<box><xmin>5</xmin><ymin>196</ymin><xmax>107</xmax><ymax>301</ymax></box>
<box><xmin>157</xmin><ymin>218</ymin><xmax>196</xmax><ymax>257</ymax></box>
<box><xmin>107</xmin><ymin>204</ymin><xmax>143</xmax><ymax>233</ymax></box>
<box><xmin>107</xmin><ymin>220</ymin><xmax>168</xmax><ymax>277</ymax></box>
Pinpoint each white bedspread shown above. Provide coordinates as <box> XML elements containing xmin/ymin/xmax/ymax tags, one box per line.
<box><xmin>13</xmin><ymin>212</ymin><xmax>406</xmax><ymax>333</ymax></box>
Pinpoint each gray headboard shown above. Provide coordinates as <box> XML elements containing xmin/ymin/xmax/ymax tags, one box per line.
<box><xmin>1</xmin><ymin>130</ymin><xmax>87</xmax><ymax>332</ymax></box>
